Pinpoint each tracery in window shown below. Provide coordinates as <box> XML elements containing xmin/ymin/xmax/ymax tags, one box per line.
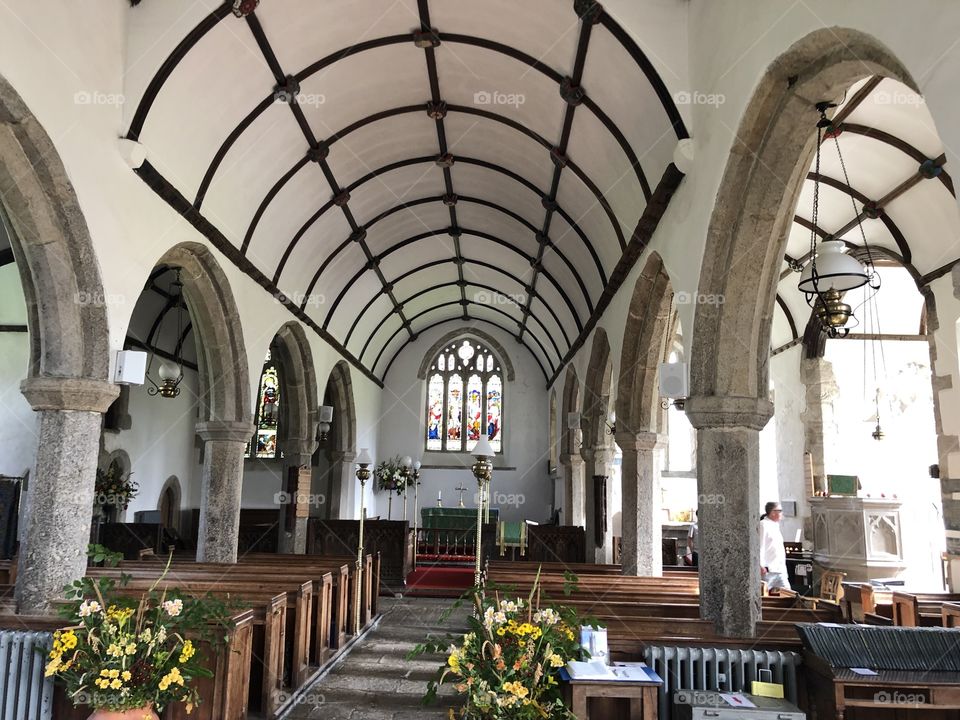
<box><xmin>425</xmin><ymin>339</ymin><xmax>504</xmax><ymax>452</ymax></box>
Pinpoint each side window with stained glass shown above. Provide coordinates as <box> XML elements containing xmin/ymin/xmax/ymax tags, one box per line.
<box><xmin>424</xmin><ymin>339</ymin><xmax>504</xmax><ymax>453</ymax></box>
<box><xmin>249</xmin><ymin>350</ymin><xmax>281</xmax><ymax>459</ymax></box>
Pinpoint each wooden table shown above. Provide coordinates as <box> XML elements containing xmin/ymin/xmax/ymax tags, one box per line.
<box><xmin>561</xmin><ymin>668</ymin><xmax>661</xmax><ymax>719</ymax></box>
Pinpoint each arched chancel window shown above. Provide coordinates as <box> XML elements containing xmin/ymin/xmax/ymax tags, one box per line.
<box><xmin>249</xmin><ymin>349</ymin><xmax>280</xmax><ymax>458</ymax></box>
<box><xmin>426</xmin><ymin>339</ymin><xmax>503</xmax><ymax>453</ymax></box>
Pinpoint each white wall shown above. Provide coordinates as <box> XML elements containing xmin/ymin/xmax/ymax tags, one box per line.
<box><xmin>0</xmin><ymin>264</ymin><xmax>34</xmax><ymax>477</ymax></box>
<box><xmin>765</xmin><ymin>346</ymin><xmax>808</xmax><ymax>541</ymax></box>
<box><xmin>378</xmin><ymin>323</ymin><xmax>551</xmax><ymax>523</ymax></box>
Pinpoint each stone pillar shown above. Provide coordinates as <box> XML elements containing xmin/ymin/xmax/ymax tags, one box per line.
<box><xmin>560</xmin><ymin>453</ymin><xmax>585</xmax><ymax>527</ymax></box>
<box><xmin>800</xmin><ymin>357</ymin><xmax>840</xmax><ymax>491</ymax></box>
<box><xmin>16</xmin><ymin>377</ymin><xmax>119</xmax><ymax>613</ymax></box>
<box><xmin>617</xmin><ymin>431</ymin><xmax>665</xmax><ymax>576</ymax></box>
<box><xmin>196</xmin><ymin>420</ymin><xmax>254</xmax><ymax>564</ymax></box>
<box><xmin>582</xmin><ymin>446</ymin><xmax>615</xmax><ymax>563</ymax></box>
<box><xmin>278</xmin><ymin>439</ymin><xmax>316</xmax><ymax>554</ymax></box>
<box><xmin>685</xmin><ymin>396</ymin><xmax>773</xmax><ymax>638</ymax></box>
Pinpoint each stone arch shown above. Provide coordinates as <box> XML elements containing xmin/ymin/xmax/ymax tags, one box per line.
<box><xmin>685</xmin><ymin>28</ymin><xmax>913</xmax><ymax>637</ymax></box>
<box><xmin>582</xmin><ymin>329</ymin><xmax>614</xmax><ymax>450</ymax></box>
<box><xmin>155</xmin><ymin>242</ymin><xmax>251</xmax><ymax>425</ymax></box>
<box><xmin>559</xmin><ymin>366</ymin><xmax>583</xmax><ymax>526</ymax></box>
<box><xmin>689</xmin><ymin>28</ymin><xmax>913</xmax><ymax>404</ymax></box>
<box><xmin>271</xmin><ymin>322</ymin><xmax>320</xmax><ymax>455</ymax></box>
<box><xmin>151</xmin><ymin>242</ymin><xmax>251</xmax><ymax>562</ymax></box>
<box><xmin>322</xmin><ymin>360</ymin><xmax>357</xmax><ymax>519</ymax></box>
<box><xmin>1</xmin><ymin>74</ymin><xmax>119</xmax><ymax>612</ymax></box>
<box><xmin>548</xmin><ymin>390</ymin><xmax>558</xmax><ymax>473</ymax></box>
<box><xmin>417</xmin><ymin>327</ymin><xmax>516</xmax><ymax>381</ymax></box>
<box><xmin>157</xmin><ymin>475</ymin><xmax>182</xmax><ymax>532</ymax></box>
<box><xmin>582</xmin><ymin>329</ymin><xmax>615</xmax><ymax>561</ymax></box>
<box><xmin>616</xmin><ymin>252</ymin><xmax>674</xmax><ymax>435</ymax></box>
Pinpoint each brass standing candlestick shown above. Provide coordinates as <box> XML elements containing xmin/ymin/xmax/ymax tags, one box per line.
<box><xmin>354</xmin><ymin>449</ymin><xmax>373</xmax><ymax>635</ymax></box>
<box><xmin>401</xmin><ymin>455</ymin><xmax>413</xmax><ymax>523</ymax></box>
<box><xmin>412</xmin><ymin>460</ymin><xmax>421</xmax><ymax>569</ymax></box>
<box><xmin>471</xmin><ymin>437</ymin><xmax>494</xmax><ymax>589</ymax></box>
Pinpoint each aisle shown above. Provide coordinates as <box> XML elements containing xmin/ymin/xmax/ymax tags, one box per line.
<box><xmin>285</xmin><ymin>596</ymin><xmax>468</xmax><ymax>719</ymax></box>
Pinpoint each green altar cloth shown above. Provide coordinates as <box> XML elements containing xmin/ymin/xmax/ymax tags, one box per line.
<box><xmin>421</xmin><ymin>507</ymin><xmax>500</xmax><ymax>528</ymax></box>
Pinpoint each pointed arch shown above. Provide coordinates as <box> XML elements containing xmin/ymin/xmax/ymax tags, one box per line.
<box><xmin>582</xmin><ymin>329</ymin><xmax>614</xmax><ymax>450</ymax></box>
<box><xmin>417</xmin><ymin>327</ymin><xmax>515</xmax><ymax>381</ymax></box>
<box><xmin>560</xmin><ymin>366</ymin><xmax>582</xmax><ymax>457</ymax></box>
<box><xmin>271</xmin><ymin>321</ymin><xmax>319</xmax><ymax>455</ymax></box>
<box><xmin>617</xmin><ymin>252</ymin><xmax>674</xmax><ymax>434</ymax></box>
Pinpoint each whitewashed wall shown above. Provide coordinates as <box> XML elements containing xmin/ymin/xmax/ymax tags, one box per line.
<box><xmin>378</xmin><ymin>323</ymin><xmax>551</xmax><ymax>523</ymax></box>
<box><xmin>0</xmin><ymin>265</ymin><xmax>34</xmax><ymax>478</ymax></box>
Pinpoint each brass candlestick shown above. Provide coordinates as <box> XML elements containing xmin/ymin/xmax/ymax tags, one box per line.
<box><xmin>412</xmin><ymin>461</ymin><xmax>421</xmax><ymax>569</ymax></box>
<box><xmin>471</xmin><ymin>438</ymin><xmax>494</xmax><ymax>589</ymax></box>
<box><xmin>354</xmin><ymin>450</ymin><xmax>373</xmax><ymax>635</ymax></box>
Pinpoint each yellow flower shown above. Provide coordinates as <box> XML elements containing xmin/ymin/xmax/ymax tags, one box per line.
<box><xmin>122</xmin><ymin>670</ymin><xmax>131</xmax><ymax>681</ymax></box>
<box><xmin>109</xmin><ymin>679</ymin><xmax>122</xmax><ymax>690</ymax></box>
<box><xmin>549</xmin><ymin>653</ymin><xmax>564</xmax><ymax>667</ymax></box>
<box><xmin>59</xmin><ymin>631</ymin><xmax>78</xmax><ymax>650</ymax></box>
<box><xmin>502</xmin><ymin>681</ymin><xmax>529</xmax><ymax>698</ymax></box>
<box><xmin>106</xmin><ymin>643</ymin><xmax>123</xmax><ymax>658</ymax></box>
<box><xmin>125</xmin><ymin>643</ymin><xmax>137</xmax><ymax>655</ymax></box>
<box><xmin>496</xmin><ymin>628</ymin><xmax>506</xmax><ymax>636</ymax></box>
<box><xmin>108</xmin><ymin>669</ymin><xmax>120</xmax><ymax>679</ymax></box>
<box><xmin>44</xmin><ymin>657</ymin><xmax>61</xmax><ymax>677</ymax></box>
<box><xmin>179</xmin><ymin>639</ymin><xmax>195</xmax><ymax>663</ymax></box>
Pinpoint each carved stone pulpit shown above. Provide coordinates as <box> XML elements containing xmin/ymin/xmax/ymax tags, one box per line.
<box><xmin>810</xmin><ymin>496</ymin><xmax>906</xmax><ymax>582</ymax></box>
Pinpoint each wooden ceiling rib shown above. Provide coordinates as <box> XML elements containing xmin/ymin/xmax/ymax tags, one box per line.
<box><xmin>126</xmin><ymin>0</ymin><xmax>687</xmax><ymax>383</ymax></box>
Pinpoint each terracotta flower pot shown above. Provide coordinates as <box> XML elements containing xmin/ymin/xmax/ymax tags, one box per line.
<box><xmin>88</xmin><ymin>706</ymin><xmax>159</xmax><ymax>720</ymax></box>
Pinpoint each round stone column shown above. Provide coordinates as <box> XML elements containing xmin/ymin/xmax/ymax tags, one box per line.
<box><xmin>582</xmin><ymin>446</ymin><xmax>615</xmax><ymax>562</ymax></box>
<box><xmin>616</xmin><ymin>431</ymin><xmax>665</xmax><ymax>576</ymax></box>
<box><xmin>16</xmin><ymin>377</ymin><xmax>119</xmax><ymax>613</ymax></box>
<box><xmin>278</xmin><ymin>439</ymin><xmax>316</xmax><ymax>555</ymax></box>
<box><xmin>196</xmin><ymin>420</ymin><xmax>254</xmax><ymax>563</ymax></box>
<box><xmin>685</xmin><ymin>396</ymin><xmax>773</xmax><ymax>638</ymax></box>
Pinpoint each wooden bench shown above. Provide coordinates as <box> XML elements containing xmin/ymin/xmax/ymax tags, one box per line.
<box><xmin>0</xmin><ymin>608</ymin><xmax>255</xmax><ymax>720</ymax></box>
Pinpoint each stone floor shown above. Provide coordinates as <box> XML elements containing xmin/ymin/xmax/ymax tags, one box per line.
<box><xmin>284</xmin><ymin>596</ymin><xmax>469</xmax><ymax>719</ymax></box>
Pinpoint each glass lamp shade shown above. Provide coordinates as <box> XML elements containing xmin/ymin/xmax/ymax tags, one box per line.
<box><xmin>402</xmin><ymin>455</ymin><xmax>413</xmax><ymax>468</ymax></box>
<box><xmin>472</xmin><ymin>435</ymin><xmax>494</xmax><ymax>458</ymax></box>
<box><xmin>798</xmin><ymin>241</ymin><xmax>869</xmax><ymax>293</ymax></box>
<box><xmin>356</xmin><ymin>448</ymin><xmax>373</xmax><ymax>466</ymax></box>
<box><xmin>413</xmin><ymin>460</ymin><xmax>422</xmax><ymax>470</ymax></box>
<box><xmin>157</xmin><ymin>360</ymin><xmax>181</xmax><ymax>381</ymax></box>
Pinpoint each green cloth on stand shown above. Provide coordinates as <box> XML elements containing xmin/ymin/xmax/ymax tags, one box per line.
<box><xmin>421</xmin><ymin>507</ymin><xmax>499</xmax><ymax>528</ymax></box>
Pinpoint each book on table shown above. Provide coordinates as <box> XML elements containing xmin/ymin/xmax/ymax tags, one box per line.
<box><xmin>565</xmin><ymin>660</ymin><xmax>658</xmax><ymax>683</ymax></box>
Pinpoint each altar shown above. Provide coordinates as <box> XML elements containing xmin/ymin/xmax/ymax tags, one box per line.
<box><xmin>418</xmin><ymin>507</ymin><xmax>499</xmax><ymax>565</ymax></box>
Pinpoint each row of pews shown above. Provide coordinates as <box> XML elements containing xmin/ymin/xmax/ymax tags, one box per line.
<box><xmin>842</xmin><ymin>582</ymin><xmax>960</xmax><ymax>628</ymax></box>
<box><xmin>0</xmin><ymin>552</ymin><xmax>381</xmax><ymax>719</ymax></box>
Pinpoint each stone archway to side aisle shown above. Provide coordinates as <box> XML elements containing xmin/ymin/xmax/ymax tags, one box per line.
<box><xmin>0</xmin><ymin>73</ymin><xmax>118</xmax><ymax>612</ymax></box>
<box><xmin>686</xmin><ymin>28</ymin><xmax>913</xmax><ymax>637</ymax></box>
<box><xmin>155</xmin><ymin>242</ymin><xmax>252</xmax><ymax>563</ymax></box>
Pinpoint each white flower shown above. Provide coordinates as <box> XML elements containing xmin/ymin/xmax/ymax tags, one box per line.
<box><xmin>79</xmin><ymin>599</ymin><xmax>101</xmax><ymax>617</ymax></box>
<box><xmin>162</xmin><ymin>599</ymin><xmax>183</xmax><ymax>617</ymax></box>
<box><xmin>493</xmin><ymin>611</ymin><xmax>507</xmax><ymax>624</ymax></box>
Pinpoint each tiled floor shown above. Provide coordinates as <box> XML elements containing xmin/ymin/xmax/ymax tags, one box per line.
<box><xmin>284</xmin><ymin>596</ymin><xmax>468</xmax><ymax>719</ymax></box>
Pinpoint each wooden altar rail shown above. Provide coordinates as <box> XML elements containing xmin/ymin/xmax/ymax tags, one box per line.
<box><xmin>0</xmin><ymin>606</ymin><xmax>255</xmax><ymax>720</ymax></box>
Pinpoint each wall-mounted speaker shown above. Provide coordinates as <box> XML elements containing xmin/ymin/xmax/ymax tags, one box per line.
<box><xmin>115</xmin><ymin>350</ymin><xmax>148</xmax><ymax>386</ymax></box>
<box><xmin>658</xmin><ymin>362</ymin><xmax>688</xmax><ymax>399</ymax></box>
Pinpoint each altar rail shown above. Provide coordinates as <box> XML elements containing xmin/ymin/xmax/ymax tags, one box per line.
<box><xmin>307</xmin><ymin>519</ymin><xmax>413</xmax><ymax>594</ymax></box>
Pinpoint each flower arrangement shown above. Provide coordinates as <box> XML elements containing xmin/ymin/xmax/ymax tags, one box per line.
<box><xmin>374</xmin><ymin>455</ymin><xmax>413</xmax><ymax>494</ymax></box>
<box><xmin>94</xmin><ymin>462</ymin><xmax>139</xmax><ymax>511</ymax></box>
<box><xmin>45</xmin><ymin>548</ymin><xmax>233</xmax><ymax>715</ymax></box>
<box><xmin>411</xmin><ymin>571</ymin><xmax>594</xmax><ymax>719</ymax></box>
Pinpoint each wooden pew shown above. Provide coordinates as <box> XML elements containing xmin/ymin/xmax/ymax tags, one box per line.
<box><xmin>0</xmin><ymin>607</ymin><xmax>255</xmax><ymax>720</ymax></box>
<box><xmin>943</xmin><ymin>602</ymin><xmax>960</xmax><ymax>628</ymax></box>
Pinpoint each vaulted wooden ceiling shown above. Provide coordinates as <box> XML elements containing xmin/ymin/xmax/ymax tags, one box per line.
<box><xmin>124</xmin><ymin>0</ymin><xmax>687</xmax><ymax>384</ymax></box>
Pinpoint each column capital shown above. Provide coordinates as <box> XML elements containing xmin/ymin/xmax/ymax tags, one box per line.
<box><xmin>280</xmin><ymin>437</ymin><xmax>317</xmax><ymax>459</ymax></box>
<box><xmin>615</xmin><ymin>431</ymin><xmax>665</xmax><ymax>452</ymax></box>
<box><xmin>559</xmin><ymin>452</ymin><xmax>584</xmax><ymax>467</ymax></box>
<box><xmin>683</xmin><ymin>396</ymin><xmax>773</xmax><ymax>431</ymax></box>
<box><xmin>196</xmin><ymin>420</ymin><xmax>255</xmax><ymax>443</ymax></box>
<box><xmin>20</xmin><ymin>376</ymin><xmax>119</xmax><ymax>413</ymax></box>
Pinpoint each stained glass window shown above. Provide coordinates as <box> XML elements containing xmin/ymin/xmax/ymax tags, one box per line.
<box><xmin>424</xmin><ymin>338</ymin><xmax>504</xmax><ymax>453</ymax></box>
<box><xmin>250</xmin><ymin>349</ymin><xmax>281</xmax><ymax>459</ymax></box>
<box><xmin>427</xmin><ymin>373</ymin><xmax>444</xmax><ymax>451</ymax></box>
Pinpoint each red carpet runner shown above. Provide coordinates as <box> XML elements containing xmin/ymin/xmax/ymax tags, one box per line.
<box><xmin>404</xmin><ymin>566</ymin><xmax>475</xmax><ymax>597</ymax></box>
